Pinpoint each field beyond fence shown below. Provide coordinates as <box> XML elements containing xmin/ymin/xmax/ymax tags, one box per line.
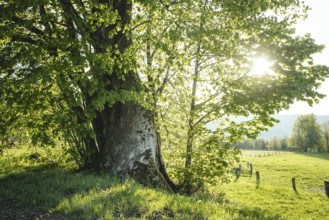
<box><xmin>220</xmin><ymin>150</ymin><xmax>329</xmax><ymax>219</ymax></box>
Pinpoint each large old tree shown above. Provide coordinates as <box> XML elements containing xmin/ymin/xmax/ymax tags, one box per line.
<box><xmin>289</xmin><ymin>114</ymin><xmax>325</xmax><ymax>152</ymax></box>
<box><xmin>1</xmin><ymin>0</ymin><xmax>329</xmax><ymax>190</ymax></box>
<box><xmin>0</xmin><ymin>0</ymin><xmax>174</xmax><ymax>188</ymax></box>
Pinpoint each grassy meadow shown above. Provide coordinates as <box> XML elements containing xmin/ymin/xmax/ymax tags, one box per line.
<box><xmin>0</xmin><ymin>147</ymin><xmax>329</xmax><ymax>219</ymax></box>
<box><xmin>221</xmin><ymin>151</ymin><xmax>329</xmax><ymax>220</ymax></box>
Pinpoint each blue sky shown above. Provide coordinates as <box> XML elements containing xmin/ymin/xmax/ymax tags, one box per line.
<box><xmin>279</xmin><ymin>0</ymin><xmax>329</xmax><ymax>115</ymax></box>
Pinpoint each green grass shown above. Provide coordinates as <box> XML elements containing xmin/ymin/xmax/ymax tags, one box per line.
<box><xmin>220</xmin><ymin>151</ymin><xmax>329</xmax><ymax>220</ymax></box>
<box><xmin>0</xmin><ymin>147</ymin><xmax>230</xmax><ymax>219</ymax></box>
<box><xmin>1</xmin><ymin>148</ymin><xmax>329</xmax><ymax>219</ymax></box>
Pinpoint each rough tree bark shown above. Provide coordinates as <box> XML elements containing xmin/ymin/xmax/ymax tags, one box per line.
<box><xmin>90</xmin><ymin>103</ymin><xmax>174</xmax><ymax>190</ymax></box>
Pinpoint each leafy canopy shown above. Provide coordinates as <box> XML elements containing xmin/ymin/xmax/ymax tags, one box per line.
<box><xmin>133</xmin><ymin>0</ymin><xmax>329</xmax><ymax>187</ymax></box>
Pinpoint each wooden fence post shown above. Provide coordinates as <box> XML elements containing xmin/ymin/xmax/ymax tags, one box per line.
<box><xmin>292</xmin><ymin>178</ymin><xmax>297</xmax><ymax>193</ymax></box>
<box><xmin>256</xmin><ymin>171</ymin><xmax>260</xmax><ymax>185</ymax></box>
<box><xmin>235</xmin><ymin>167</ymin><xmax>240</xmax><ymax>180</ymax></box>
<box><xmin>250</xmin><ymin>163</ymin><xmax>253</xmax><ymax>176</ymax></box>
<box><xmin>325</xmin><ymin>180</ymin><xmax>329</xmax><ymax>197</ymax></box>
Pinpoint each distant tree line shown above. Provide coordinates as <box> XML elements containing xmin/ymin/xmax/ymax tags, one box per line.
<box><xmin>236</xmin><ymin>114</ymin><xmax>329</xmax><ymax>153</ymax></box>
<box><xmin>235</xmin><ymin>137</ymin><xmax>289</xmax><ymax>151</ymax></box>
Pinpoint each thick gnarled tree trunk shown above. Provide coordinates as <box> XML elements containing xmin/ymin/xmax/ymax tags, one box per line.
<box><xmin>90</xmin><ymin>103</ymin><xmax>174</xmax><ymax>189</ymax></box>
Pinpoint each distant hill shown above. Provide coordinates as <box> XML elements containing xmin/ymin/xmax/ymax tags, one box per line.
<box><xmin>258</xmin><ymin>115</ymin><xmax>329</xmax><ymax>139</ymax></box>
<box><xmin>207</xmin><ymin>115</ymin><xmax>329</xmax><ymax>140</ymax></box>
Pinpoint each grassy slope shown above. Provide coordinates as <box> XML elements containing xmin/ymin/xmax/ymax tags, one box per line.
<box><xmin>0</xmin><ymin>148</ymin><xmax>329</xmax><ymax>219</ymax></box>
<box><xmin>0</xmin><ymin>147</ymin><xmax>230</xmax><ymax>219</ymax></box>
<box><xmin>221</xmin><ymin>151</ymin><xmax>329</xmax><ymax>220</ymax></box>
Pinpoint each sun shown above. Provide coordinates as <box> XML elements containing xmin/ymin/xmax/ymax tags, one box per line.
<box><xmin>251</xmin><ymin>57</ymin><xmax>274</xmax><ymax>76</ymax></box>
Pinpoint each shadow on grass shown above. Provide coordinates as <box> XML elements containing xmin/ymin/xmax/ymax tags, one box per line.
<box><xmin>0</xmin><ymin>168</ymin><xmax>193</xmax><ymax>219</ymax></box>
<box><xmin>0</xmin><ymin>164</ymin><xmax>284</xmax><ymax>219</ymax></box>
<box><xmin>0</xmin><ymin>165</ymin><xmax>123</xmax><ymax>218</ymax></box>
<box><xmin>225</xmin><ymin>206</ymin><xmax>282</xmax><ymax>220</ymax></box>
<box><xmin>295</xmin><ymin>152</ymin><xmax>329</xmax><ymax>161</ymax></box>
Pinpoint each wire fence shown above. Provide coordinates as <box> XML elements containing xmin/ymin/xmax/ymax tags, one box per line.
<box><xmin>230</xmin><ymin>159</ymin><xmax>329</xmax><ymax>197</ymax></box>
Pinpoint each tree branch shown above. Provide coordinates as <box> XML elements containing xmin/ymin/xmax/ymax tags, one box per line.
<box><xmin>11</xmin><ymin>35</ymin><xmax>38</xmax><ymax>45</ymax></box>
<box><xmin>59</xmin><ymin>0</ymin><xmax>88</xmax><ymax>34</ymax></box>
<box><xmin>11</xmin><ymin>16</ymin><xmax>44</xmax><ymax>36</ymax></box>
